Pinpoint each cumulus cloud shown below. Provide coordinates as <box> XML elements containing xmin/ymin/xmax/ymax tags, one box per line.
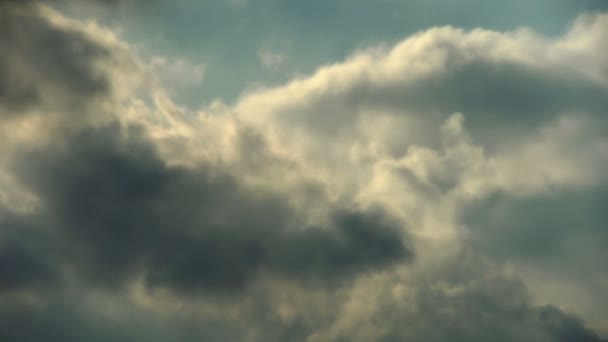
<box><xmin>1</xmin><ymin>2</ymin><xmax>608</xmax><ymax>341</ymax></box>
<box><xmin>236</xmin><ymin>15</ymin><xmax>608</xmax><ymax>152</ymax></box>
<box><xmin>231</xmin><ymin>10</ymin><xmax>608</xmax><ymax>338</ymax></box>
<box><xmin>304</xmin><ymin>254</ymin><xmax>607</xmax><ymax>342</ymax></box>
<box><xmin>0</xmin><ymin>3</ymin><xmax>412</xmax><ymax>295</ymax></box>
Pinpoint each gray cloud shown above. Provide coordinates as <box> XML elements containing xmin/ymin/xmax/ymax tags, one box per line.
<box><xmin>308</xmin><ymin>252</ymin><xmax>607</xmax><ymax>342</ymax></box>
<box><xmin>0</xmin><ymin>5</ymin><xmax>114</xmax><ymax>117</ymax></box>
<box><xmin>0</xmin><ymin>294</ymin><xmax>242</xmax><ymax>342</ymax></box>
<box><xmin>0</xmin><ymin>0</ymin><xmax>147</xmax><ymax>7</ymax></box>
<box><xmin>460</xmin><ymin>185</ymin><xmax>608</xmax><ymax>324</ymax></box>
<box><xmin>1</xmin><ymin>3</ymin><xmax>608</xmax><ymax>341</ymax></box>
<box><xmin>0</xmin><ymin>5</ymin><xmax>413</xmax><ymax>339</ymax></box>
<box><xmin>390</xmin><ymin>280</ymin><xmax>607</xmax><ymax>342</ymax></box>
<box><xmin>1</xmin><ymin>253</ymin><xmax>605</xmax><ymax>341</ymax></box>
<box><xmin>0</xmin><ymin>242</ymin><xmax>57</xmax><ymax>293</ymax></box>
<box><xmin>355</xmin><ymin>61</ymin><xmax>608</xmax><ymax>147</ymax></box>
<box><xmin>2</xmin><ymin>123</ymin><xmax>411</xmax><ymax>294</ymax></box>
<box><xmin>238</xmin><ymin>255</ymin><xmax>608</xmax><ymax>341</ymax></box>
<box><xmin>462</xmin><ymin>188</ymin><xmax>608</xmax><ymax>265</ymax></box>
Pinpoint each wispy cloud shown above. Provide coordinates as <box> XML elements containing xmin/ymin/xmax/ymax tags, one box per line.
<box><xmin>258</xmin><ymin>49</ymin><xmax>287</xmax><ymax>69</ymax></box>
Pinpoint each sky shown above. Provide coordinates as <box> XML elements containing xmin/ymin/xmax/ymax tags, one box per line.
<box><xmin>0</xmin><ymin>0</ymin><xmax>607</xmax><ymax>341</ymax></box>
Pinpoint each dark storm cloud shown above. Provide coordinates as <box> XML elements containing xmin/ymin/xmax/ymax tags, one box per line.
<box><xmin>394</xmin><ymin>283</ymin><xmax>608</xmax><ymax>342</ymax></box>
<box><xmin>0</xmin><ymin>300</ymin><xmax>136</xmax><ymax>342</ymax></box>
<box><xmin>0</xmin><ymin>3</ymin><xmax>410</xmax><ymax>337</ymax></box>
<box><xmin>0</xmin><ymin>203</ymin><xmax>66</xmax><ymax>293</ymax></box>
<box><xmin>222</xmin><ymin>254</ymin><xmax>608</xmax><ymax>342</ymax></box>
<box><xmin>0</xmin><ymin>242</ymin><xmax>57</xmax><ymax>292</ymax></box>
<box><xmin>539</xmin><ymin>306</ymin><xmax>608</xmax><ymax>342</ymax></box>
<box><xmin>349</xmin><ymin>255</ymin><xmax>608</xmax><ymax>342</ymax></box>
<box><xmin>0</xmin><ymin>4</ymin><xmax>111</xmax><ymax>116</ymax></box>
<box><xmin>5</xmin><ymin>123</ymin><xmax>411</xmax><ymax>294</ymax></box>
<box><xmin>1</xmin><ymin>254</ymin><xmax>605</xmax><ymax>342</ymax></box>
<box><xmin>0</xmin><ymin>295</ymin><xmax>241</xmax><ymax>342</ymax></box>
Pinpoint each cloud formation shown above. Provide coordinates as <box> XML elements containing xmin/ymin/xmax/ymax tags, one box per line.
<box><xmin>0</xmin><ymin>5</ymin><xmax>109</xmax><ymax>115</ymax></box>
<box><xmin>0</xmin><ymin>3</ymin><xmax>607</xmax><ymax>341</ymax></box>
<box><xmin>0</xmin><ymin>0</ymin><xmax>413</xmax><ymax>284</ymax></box>
<box><xmin>7</xmin><ymin>122</ymin><xmax>410</xmax><ymax>293</ymax></box>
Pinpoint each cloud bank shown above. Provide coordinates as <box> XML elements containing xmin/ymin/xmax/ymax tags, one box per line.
<box><xmin>0</xmin><ymin>2</ymin><xmax>607</xmax><ymax>341</ymax></box>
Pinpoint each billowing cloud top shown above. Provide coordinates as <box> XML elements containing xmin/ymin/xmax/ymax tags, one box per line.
<box><xmin>0</xmin><ymin>1</ymin><xmax>607</xmax><ymax>341</ymax></box>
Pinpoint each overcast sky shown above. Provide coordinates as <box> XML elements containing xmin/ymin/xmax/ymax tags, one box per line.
<box><xmin>1</xmin><ymin>1</ymin><xmax>608</xmax><ymax>341</ymax></box>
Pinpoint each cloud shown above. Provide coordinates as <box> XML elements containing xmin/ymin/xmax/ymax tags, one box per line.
<box><xmin>259</xmin><ymin>50</ymin><xmax>287</xmax><ymax>68</ymax></box>
<box><xmin>461</xmin><ymin>185</ymin><xmax>608</xmax><ymax>326</ymax></box>
<box><xmin>308</xmin><ymin>255</ymin><xmax>607</xmax><ymax>342</ymax></box>
<box><xmin>1</xmin><ymin>252</ymin><xmax>605</xmax><ymax>342</ymax></box>
<box><xmin>0</xmin><ymin>241</ymin><xmax>58</xmax><ymax>293</ymax></box>
<box><xmin>0</xmin><ymin>0</ymin><xmax>153</xmax><ymax>7</ymax></box>
<box><xmin>0</xmin><ymin>0</ymin><xmax>412</xmax><ymax>284</ymax></box>
<box><xmin>0</xmin><ymin>3</ymin><xmax>142</xmax><ymax>127</ymax></box>
<box><xmin>1</xmin><ymin>3</ymin><xmax>608</xmax><ymax>341</ymax></box>
<box><xmin>0</xmin><ymin>5</ymin><xmax>110</xmax><ymax>116</ymax></box>
<box><xmin>150</xmin><ymin>57</ymin><xmax>205</xmax><ymax>88</ymax></box>
<box><xmin>3</xmin><ymin>121</ymin><xmax>411</xmax><ymax>294</ymax></box>
<box><xmin>0</xmin><ymin>6</ymin><xmax>413</xmax><ymax>338</ymax></box>
<box><xmin>236</xmin><ymin>14</ymin><xmax>608</xmax><ymax>151</ymax></box>
<box><xmin>0</xmin><ymin>291</ymin><xmax>244</xmax><ymax>342</ymax></box>
<box><xmin>228</xmin><ymin>12</ymin><xmax>608</xmax><ymax>337</ymax></box>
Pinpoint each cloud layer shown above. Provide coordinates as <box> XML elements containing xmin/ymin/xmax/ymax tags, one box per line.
<box><xmin>0</xmin><ymin>2</ymin><xmax>607</xmax><ymax>341</ymax></box>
